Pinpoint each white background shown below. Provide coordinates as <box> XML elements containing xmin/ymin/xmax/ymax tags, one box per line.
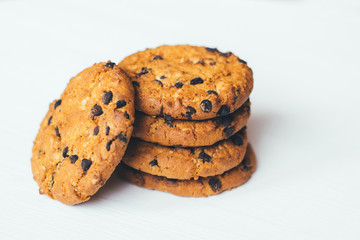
<box><xmin>0</xmin><ymin>0</ymin><xmax>359</xmax><ymax>239</ymax></box>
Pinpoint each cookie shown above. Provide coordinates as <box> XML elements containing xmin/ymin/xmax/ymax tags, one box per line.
<box><xmin>118</xmin><ymin>144</ymin><xmax>256</xmax><ymax>197</ymax></box>
<box><xmin>31</xmin><ymin>62</ymin><xmax>135</xmax><ymax>205</ymax></box>
<box><xmin>122</xmin><ymin>128</ymin><xmax>248</xmax><ymax>180</ymax></box>
<box><xmin>133</xmin><ymin>100</ymin><xmax>250</xmax><ymax>147</ymax></box>
<box><xmin>118</xmin><ymin>45</ymin><xmax>253</xmax><ymax>120</ymax></box>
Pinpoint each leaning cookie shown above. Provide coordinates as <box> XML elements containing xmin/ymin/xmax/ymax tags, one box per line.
<box><xmin>119</xmin><ymin>45</ymin><xmax>253</xmax><ymax>120</ymax></box>
<box><xmin>31</xmin><ymin>62</ymin><xmax>135</xmax><ymax>205</ymax></box>
<box><xmin>133</xmin><ymin>100</ymin><xmax>250</xmax><ymax>147</ymax></box>
<box><xmin>122</xmin><ymin>128</ymin><xmax>248</xmax><ymax>180</ymax></box>
<box><xmin>118</xmin><ymin>144</ymin><xmax>256</xmax><ymax>197</ymax></box>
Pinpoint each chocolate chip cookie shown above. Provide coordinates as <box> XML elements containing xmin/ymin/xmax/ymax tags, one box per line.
<box><xmin>133</xmin><ymin>100</ymin><xmax>250</xmax><ymax>147</ymax></box>
<box><xmin>118</xmin><ymin>45</ymin><xmax>253</xmax><ymax>120</ymax></box>
<box><xmin>118</xmin><ymin>144</ymin><xmax>256</xmax><ymax>197</ymax></box>
<box><xmin>122</xmin><ymin>128</ymin><xmax>248</xmax><ymax>180</ymax></box>
<box><xmin>31</xmin><ymin>62</ymin><xmax>135</xmax><ymax>205</ymax></box>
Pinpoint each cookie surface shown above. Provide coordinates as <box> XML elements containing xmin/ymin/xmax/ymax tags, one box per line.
<box><xmin>119</xmin><ymin>45</ymin><xmax>253</xmax><ymax>120</ymax></box>
<box><xmin>122</xmin><ymin>128</ymin><xmax>248</xmax><ymax>180</ymax></box>
<box><xmin>31</xmin><ymin>62</ymin><xmax>135</xmax><ymax>205</ymax></box>
<box><xmin>118</xmin><ymin>144</ymin><xmax>256</xmax><ymax>197</ymax></box>
<box><xmin>133</xmin><ymin>100</ymin><xmax>250</xmax><ymax>147</ymax></box>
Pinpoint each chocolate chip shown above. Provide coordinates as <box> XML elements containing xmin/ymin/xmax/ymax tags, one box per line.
<box><xmin>185</xmin><ymin>106</ymin><xmax>196</xmax><ymax>120</ymax></box>
<box><xmin>81</xmin><ymin>159</ymin><xmax>92</xmax><ymax>171</ymax></box>
<box><xmin>196</xmin><ymin>59</ymin><xmax>206</xmax><ymax>65</ymax></box>
<box><xmin>54</xmin><ymin>100</ymin><xmax>62</xmax><ymax>110</ymax></box>
<box><xmin>207</xmin><ymin>90</ymin><xmax>218</xmax><ymax>95</ymax></box>
<box><xmin>208</xmin><ymin>177</ymin><xmax>222</xmax><ymax>192</ymax></box>
<box><xmin>164</xmin><ymin>115</ymin><xmax>174</xmax><ymax>127</ymax></box>
<box><xmin>106</xmin><ymin>126</ymin><xmax>110</xmax><ymax>135</ymax></box>
<box><xmin>106</xmin><ymin>140</ymin><xmax>113</xmax><ymax>151</ymax></box>
<box><xmin>220</xmin><ymin>52</ymin><xmax>232</xmax><ymax>57</ymax></box>
<box><xmin>117</xmin><ymin>133</ymin><xmax>127</xmax><ymax>143</ymax></box>
<box><xmin>102</xmin><ymin>91</ymin><xmax>113</xmax><ymax>105</ymax></box>
<box><xmin>241</xmin><ymin>158</ymin><xmax>252</xmax><ymax>171</ymax></box>
<box><xmin>124</xmin><ymin>112</ymin><xmax>130</xmax><ymax>119</ymax></box>
<box><xmin>153</xmin><ymin>55</ymin><xmax>163</xmax><ymax>60</ymax></box>
<box><xmin>174</xmin><ymin>82</ymin><xmax>183</xmax><ymax>88</ymax></box>
<box><xmin>160</xmin><ymin>75</ymin><xmax>166</xmax><ymax>79</ymax></box>
<box><xmin>69</xmin><ymin>155</ymin><xmax>78</xmax><ymax>164</ymax></box>
<box><xmin>93</xmin><ymin>126</ymin><xmax>99</xmax><ymax>135</ymax></box>
<box><xmin>218</xmin><ymin>115</ymin><xmax>234</xmax><ymax>127</ymax></box>
<box><xmin>136</xmin><ymin>67</ymin><xmax>149</xmax><ymax>77</ymax></box>
<box><xmin>164</xmin><ymin>114</ymin><xmax>174</xmax><ymax>122</ymax></box>
<box><xmin>105</xmin><ymin>62</ymin><xmax>115</xmax><ymax>68</ymax></box>
<box><xmin>62</xmin><ymin>147</ymin><xmax>69</xmax><ymax>158</ymax></box>
<box><xmin>55</xmin><ymin>126</ymin><xmax>61</xmax><ymax>138</ymax></box>
<box><xmin>210</xmin><ymin>62</ymin><xmax>216</xmax><ymax>66</ymax></box>
<box><xmin>149</xmin><ymin>159</ymin><xmax>158</xmax><ymax>166</ymax></box>
<box><xmin>48</xmin><ymin>116</ymin><xmax>53</xmax><ymax>125</ymax></box>
<box><xmin>198</xmin><ymin>151</ymin><xmax>211</xmax><ymax>163</ymax></box>
<box><xmin>190</xmin><ymin>77</ymin><xmax>204</xmax><ymax>85</ymax></box>
<box><xmin>230</xmin><ymin>135</ymin><xmax>243</xmax><ymax>146</ymax></box>
<box><xmin>200</xmin><ymin>100</ymin><xmax>212</xmax><ymax>113</ymax></box>
<box><xmin>116</xmin><ymin>100</ymin><xmax>127</xmax><ymax>109</ymax></box>
<box><xmin>132</xmin><ymin>81</ymin><xmax>140</xmax><ymax>87</ymax></box>
<box><xmin>237</xmin><ymin>57</ymin><xmax>247</xmax><ymax>64</ymax></box>
<box><xmin>91</xmin><ymin>104</ymin><xmax>103</xmax><ymax>116</ymax></box>
<box><xmin>160</xmin><ymin>106</ymin><xmax>164</xmax><ymax>115</ymax></box>
<box><xmin>217</xmin><ymin>105</ymin><xmax>230</xmax><ymax>116</ymax></box>
<box><xmin>155</xmin><ymin>80</ymin><xmax>163</xmax><ymax>87</ymax></box>
<box><xmin>224</xmin><ymin>126</ymin><xmax>235</xmax><ymax>138</ymax></box>
<box><xmin>205</xmin><ymin>47</ymin><xmax>219</xmax><ymax>53</ymax></box>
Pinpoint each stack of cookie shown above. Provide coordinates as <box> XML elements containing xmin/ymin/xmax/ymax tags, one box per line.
<box><xmin>118</xmin><ymin>45</ymin><xmax>255</xmax><ymax>197</ymax></box>
<box><xmin>30</xmin><ymin>45</ymin><xmax>255</xmax><ymax>205</ymax></box>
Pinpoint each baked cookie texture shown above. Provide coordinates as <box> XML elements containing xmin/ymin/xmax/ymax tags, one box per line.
<box><xmin>118</xmin><ymin>45</ymin><xmax>253</xmax><ymax>120</ymax></box>
<box><xmin>133</xmin><ymin>100</ymin><xmax>250</xmax><ymax>147</ymax></box>
<box><xmin>118</xmin><ymin>144</ymin><xmax>256</xmax><ymax>197</ymax></box>
<box><xmin>122</xmin><ymin>128</ymin><xmax>248</xmax><ymax>180</ymax></box>
<box><xmin>31</xmin><ymin>62</ymin><xmax>135</xmax><ymax>205</ymax></box>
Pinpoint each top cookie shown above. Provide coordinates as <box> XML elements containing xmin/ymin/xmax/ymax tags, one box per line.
<box><xmin>31</xmin><ymin>62</ymin><xmax>135</xmax><ymax>205</ymax></box>
<box><xmin>119</xmin><ymin>45</ymin><xmax>253</xmax><ymax>120</ymax></box>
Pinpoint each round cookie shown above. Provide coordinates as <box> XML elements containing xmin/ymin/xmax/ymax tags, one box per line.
<box><xmin>31</xmin><ymin>62</ymin><xmax>135</xmax><ymax>205</ymax></box>
<box><xmin>133</xmin><ymin>100</ymin><xmax>250</xmax><ymax>147</ymax></box>
<box><xmin>122</xmin><ymin>128</ymin><xmax>248</xmax><ymax>180</ymax></box>
<box><xmin>118</xmin><ymin>45</ymin><xmax>253</xmax><ymax>120</ymax></box>
<box><xmin>118</xmin><ymin>144</ymin><xmax>256</xmax><ymax>197</ymax></box>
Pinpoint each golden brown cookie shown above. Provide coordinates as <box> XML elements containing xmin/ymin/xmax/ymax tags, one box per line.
<box><xmin>118</xmin><ymin>45</ymin><xmax>253</xmax><ymax>120</ymax></box>
<box><xmin>122</xmin><ymin>128</ymin><xmax>248</xmax><ymax>180</ymax></box>
<box><xmin>118</xmin><ymin>144</ymin><xmax>256</xmax><ymax>197</ymax></box>
<box><xmin>31</xmin><ymin>62</ymin><xmax>135</xmax><ymax>205</ymax></box>
<box><xmin>133</xmin><ymin>100</ymin><xmax>250</xmax><ymax>147</ymax></box>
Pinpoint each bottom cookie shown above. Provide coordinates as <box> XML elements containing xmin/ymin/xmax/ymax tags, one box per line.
<box><xmin>118</xmin><ymin>144</ymin><xmax>256</xmax><ymax>197</ymax></box>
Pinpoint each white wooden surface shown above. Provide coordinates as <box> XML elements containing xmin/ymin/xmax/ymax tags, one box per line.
<box><xmin>0</xmin><ymin>0</ymin><xmax>359</xmax><ymax>239</ymax></box>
